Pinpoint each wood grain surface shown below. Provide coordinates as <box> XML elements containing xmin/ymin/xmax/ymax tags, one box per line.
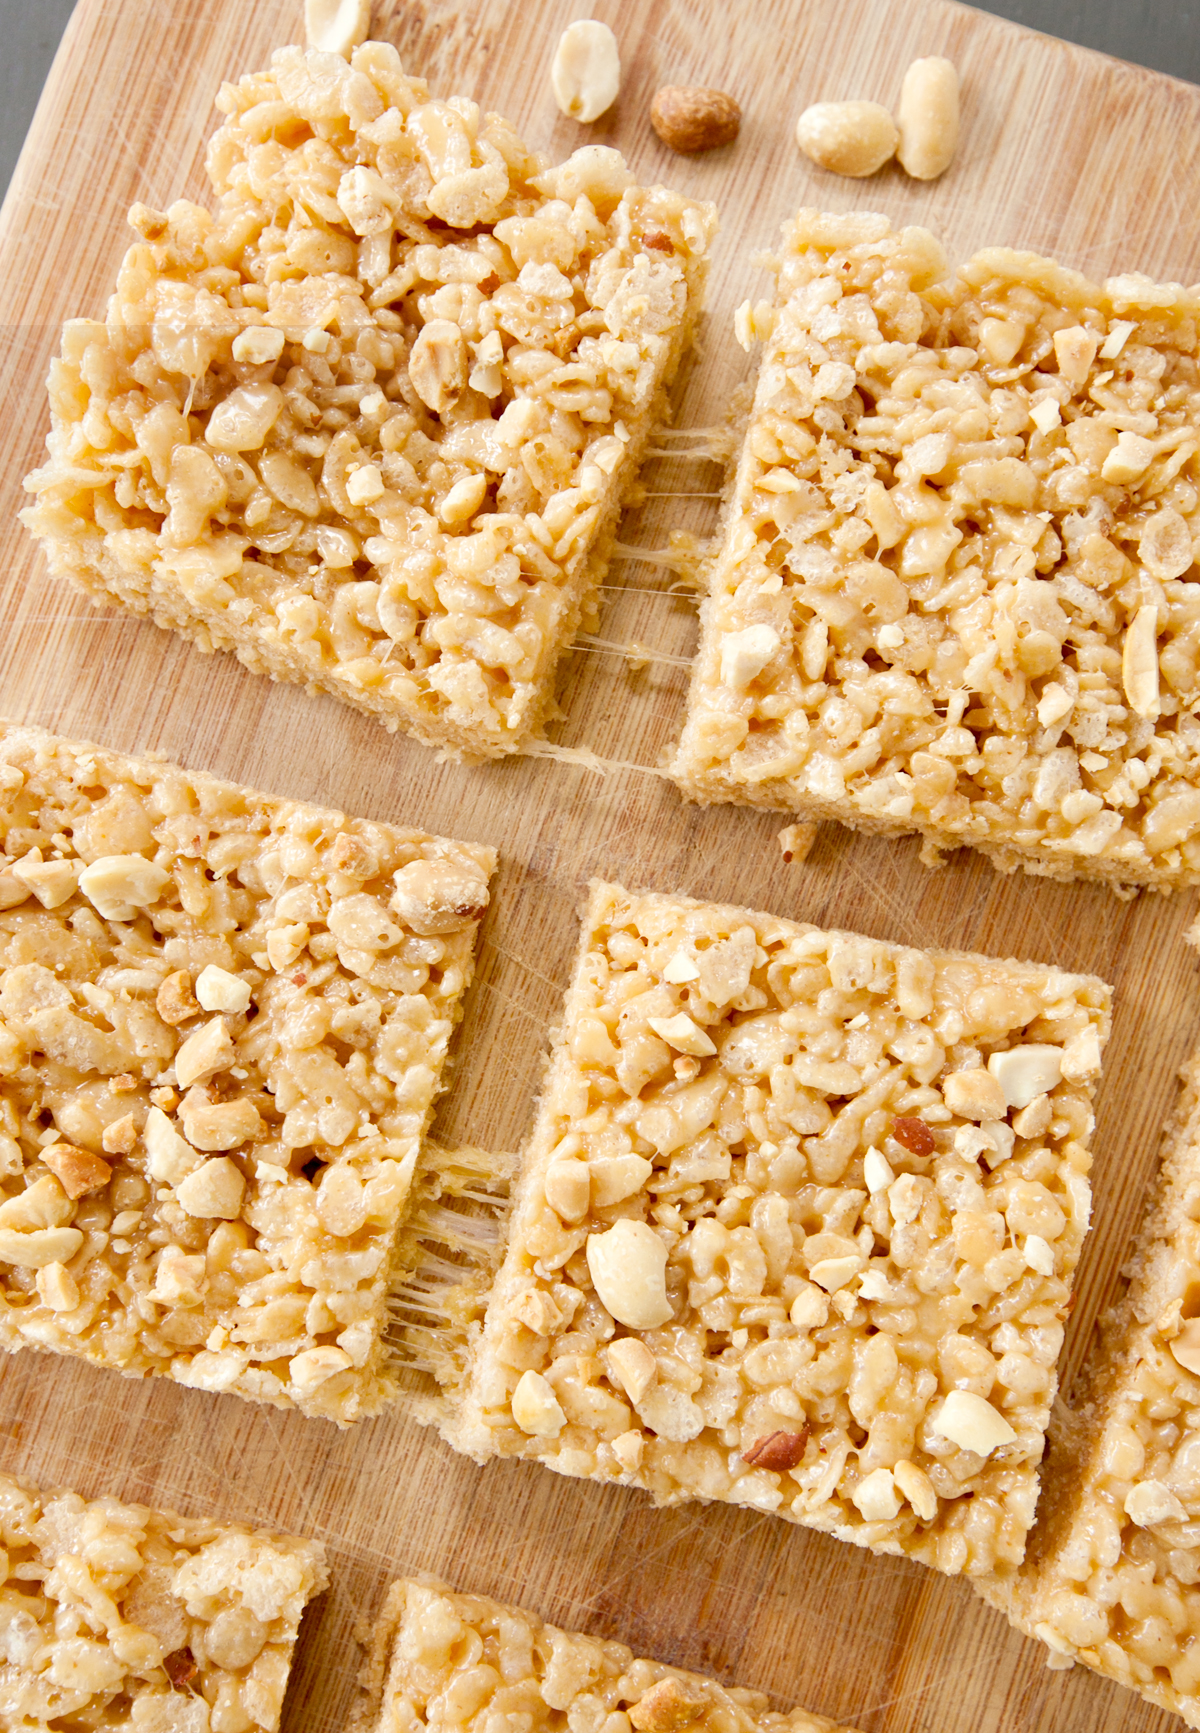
<box><xmin>3</xmin><ymin>2</ymin><xmax>1200</xmax><ymax>1731</ymax></box>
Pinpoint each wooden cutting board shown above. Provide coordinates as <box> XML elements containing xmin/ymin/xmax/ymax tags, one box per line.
<box><xmin>3</xmin><ymin>1</ymin><xmax>1200</xmax><ymax>1729</ymax></box>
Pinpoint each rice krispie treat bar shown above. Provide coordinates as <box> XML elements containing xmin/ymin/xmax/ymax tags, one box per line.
<box><xmin>673</xmin><ymin>209</ymin><xmax>1200</xmax><ymax>891</ymax></box>
<box><xmin>0</xmin><ymin>724</ymin><xmax>493</xmax><ymax>1422</ymax></box>
<box><xmin>0</xmin><ymin>1467</ymin><xmax>325</xmax><ymax>1733</ymax></box>
<box><xmin>352</xmin><ymin>1578</ymin><xmax>863</xmax><ymax>1733</ymax></box>
<box><xmin>443</xmin><ymin>882</ymin><xmax>1109</xmax><ymax>1578</ymax></box>
<box><xmin>21</xmin><ymin>43</ymin><xmax>716</xmax><ymax>760</ymax></box>
<box><xmin>981</xmin><ymin>1047</ymin><xmax>1200</xmax><ymax>1721</ymax></box>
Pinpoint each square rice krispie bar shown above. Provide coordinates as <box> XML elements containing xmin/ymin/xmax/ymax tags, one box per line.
<box><xmin>352</xmin><ymin>1577</ymin><xmax>862</xmax><ymax>1733</ymax></box>
<box><xmin>981</xmin><ymin>1046</ymin><xmax>1200</xmax><ymax>1719</ymax></box>
<box><xmin>0</xmin><ymin>724</ymin><xmax>493</xmax><ymax>1422</ymax></box>
<box><xmin>443</xmin><ymin>881</ymin><xmax>1110</xmax><ymax>1578</ymax></box>
<box><xmin>673</xmin><ymin>210</ymin><xmax>1200</xmax><ymax>891</ymax></box>
<box><xmin>0</xmin><ymin>1467</ymin><xmax>325</xmax><ymax>1733</ymax></box>
<box><xmin>21</xmin><ymin>43</ymin><xmax>716</xmax><ymax>760</ymax></box>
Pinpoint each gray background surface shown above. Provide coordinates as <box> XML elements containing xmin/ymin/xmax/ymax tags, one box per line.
<box><xmin>1</xmin><ymin>0</ymin><xmax>1198</xmax><ymax>198</ymax></box>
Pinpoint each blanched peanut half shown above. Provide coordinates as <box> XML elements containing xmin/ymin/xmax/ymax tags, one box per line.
<box><xmin>305</xmin><ymin>0</ymin><xmax>371</xmax><ymax>57</ymax></box>
<box><xmin>605</xmin><ymin>1336</ymin><xmax>656</xmax><ymax>1402</ymax></box>
<box><xmin>1123</xmin><ymin>604</ymin><xmax>1162</xmax><ymax>721</ymax></box>
<box><xmin>586</xmin><ymin>1219</ymin><xmax>673</xmax><ymax>1328</ymax></box>
<box><xmin>0</xmin><ymin>1225</ymin><xmax>83</xmax><ymax>1268</ymax></box>
<box><xmin>896</xmin><ymin>56</ymin><xmax>959</xmax><ymax>180</ymax></box>
<box><xmin>290</xmin><ymin>1344</ymin><xmax>354</xmax><ymax>1394</ymax></box>
<box><xmin>512</xmin><ymin>1368</ymin><xmax>566</xmax><ymax>1435</ymax></box>
<box><xmin>390</xmin><ymin>857</ymin><xmax>489</xmax><ymax>935</ymax></box>
<box><xmin>551</xmin><ymin>20</ymin><xmax>621</xmax><ymax>123</ymax></box>
<box><xmin>1125</xmin><ymin>1479</ymin><xmax>1187</xmax><ymax>1526</ymax></box>
<box><xmin>893</xmin><ymin>1457</ymin><xmax>938</xmax><ymax>1521</ymax></box>
<box><xmin>852</xmin><ymin>1466</ymin><xmax>902</xmax><ymax>1521</ymax></box>
<box><xmin>1171</xmin><ymin>1318</ymin><xmax>1200</xmax><ymax>1376</ymax></box>
<box><xmin>987</xmin><ymin>1043</ymin><xmax>1063</xmax><ymax>1109</ymax></box>
<box><xmin>175</xmin><ymin>1157</ymin><xmax>246</xmax><ymax>1220</ymax></box>
<box><xmin>931</xmin><ymin>1389</ymin><xmax>1015</xmax><ymax>1455</ymax></box>
<box><xmin>796</xmin><ymin>101</ymin><xmax>897</xmax><ymax>178</ymax></box>
<box><xmin>78</xmin><ymin>854</ymin><xmax>169</xmax><ymax>921</ymax></box>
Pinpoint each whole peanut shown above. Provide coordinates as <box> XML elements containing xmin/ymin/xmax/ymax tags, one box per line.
<box><xmin>795</xmin><ymin>101</ymin><xmax>897</xmax><ymax>177</ymax></box>
<box><xmin>897</xmin><ymin>56</ymin><xmax>959</xmax><ymax>179</ymax></box>
<box><xmin>551</xmin><ymin>20</ymin><xmax>621</xmax><ymax>123</ymax></box>
<box><xmin>651</xmin><ymin>85</ymin><xmax>741</xmax><ymax>153</ymax></box>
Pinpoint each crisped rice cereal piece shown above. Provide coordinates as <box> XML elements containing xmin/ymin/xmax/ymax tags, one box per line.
<box><xmin>445</xmin><ymin>881</ymin><xmax>1110</xmax><ymax>1577</ymax></box>
<box><xmin>0</xmin><ymin>724</ymin><xmax>493</xmax><ymax>1422</ymax></box>
<box><xmin>980</xmin><ymin>1046</ymin><xmax>1200</xmax><ymax>1719</ymax></box>
<box><xmin>0</xmin><ymin>1467</ymin><xmax>325</xmax><ymax>1733</ymax></box>
<box><xmin>673</xmin><ymin>209</ymin><xmax>1200</xmax><ymax>892</ymax></box>
<box><xmin>351</xmin><ymin>1578</ymin><xmax>863</xmax><ymax>1733</ymax></box>
<box><xmin>21</xmin><ymin>44</ymin><xmax>716</xmax><ymax>761</ymax></box>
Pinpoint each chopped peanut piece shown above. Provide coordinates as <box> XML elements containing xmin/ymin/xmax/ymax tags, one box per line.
<box><xmin>35</xmin><ymin>1261</ymin><xmax>78</xmax><ymax>1312</ymax></box>
<box><xmin>156</xmin><ymin>969</ymin><xmax>199</xmax><ymax>1026</ymax></box>
<box><xmin>743</xmin><ymin>1429</ymin><xmax>809</xmax><ymax>1471</ymax></box>
<box><xmin>0</xmin><ymin>1467</ymin><xmax>324</xmax><ymax>1733</ymax></box>
<box><xmin>943</xmin><ymin>1069</ymin><xmax>1007</xmax><ymax>1122</ymax></box>
<box><xmin>852</xmin><ymin>1466</ymin><xmax>902</xmax><ymax>1522</ymax></box>
<box><xmin>0</xmin><ymin>725</ymin><xmax>492</xmax><ymax>1423</ymax></box>
<box><xmin>195</xmin><ymin>963</ymin><xmax>252</xmax><ymax>1014</ymax></box>
<box><xmin>511</xmin><ymin>1370</ymin><xmax>566</xmax><ymax>1436</ymax></box>
<box><xmin>175</xmin><ymin>1156</ymin><xmax>246</xmax><ymax>1219</ymax></box>
<box><xmin>673</xmin><ymin>210</ymin><xmax>1200</xmax><ymax>892</ymax></box>
<box><xmin>443</xmin><ymin>882</ymin><xmax>1109</xmax><ymax>1578</ymax></box>
<box><xmin>778</xmin><ymin>821</ymin><xmax>818</xmax><ymax>863</ymax></box>
<box><xmin>932</xmin><ymin>1390</ymin><xmax>1017</xmax><ymax>1455</ymax></box>
<box><xmin>12</xmin><ymin>852</ymin><xmax>78</xmax><ymax>908</ymax></box>
<box><xmin>22</xmin><ymin>47</ymin><xmax>716</xmax><ymax>761</ymax></box>
<box><xmin>631</xmin><ymin>1680</ymin><xmax>705</xmax><ymax>1732</ymax></box>
<box><xmin>350</xmin><ymin>1580</ymin><xmax>865</xmax><ymax>1733</ymax></box>
<box><xmin>174</xmin><ymin>1017</ymin><xmax>235</xmax><ymax>1089</ymax></box>
<box><xmin>41</xmin><ymin>1141</ymin><xmax>112</xmax><ymax>1199</ymax></box>
<box><xmin>606</xmin><ymin>1336</ymin><xmax>657</xmax><ymax>1403</ymax></box>
<box><xmin>78</xmin><ymin>854</ymin><xmax>169</xmax><ymax>919</ymax></box>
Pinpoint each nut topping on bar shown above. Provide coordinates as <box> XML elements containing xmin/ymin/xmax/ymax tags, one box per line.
<box><xmin>630</xmin><ymin>1680</ymin><xmax>707</xmax><ymax>1732</ymax></box>
<box><xmin>892</xmin><ymin>1116</ymin><xmax>935</xmax><ymax>1156</ymax></box>
<box><xmin>743</xmin><ymin>1428</ymin><xmax>810</xmax><ymax>1470</ymax></box>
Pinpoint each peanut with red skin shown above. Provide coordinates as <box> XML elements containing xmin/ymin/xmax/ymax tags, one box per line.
<box><xmin>743</xmin><ymin>1427</ymin><xmax>810</xmax><ymax>1471</ymax></box>
<box><xmin>893</xmin><ymin>1116</ymin><xmax>935</xmax><ymax>1157</ymax></box>
<box><xmin>650</xmin><ymin>85</ymin><xmax>740</xmax><ymax>154</ymax></box>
